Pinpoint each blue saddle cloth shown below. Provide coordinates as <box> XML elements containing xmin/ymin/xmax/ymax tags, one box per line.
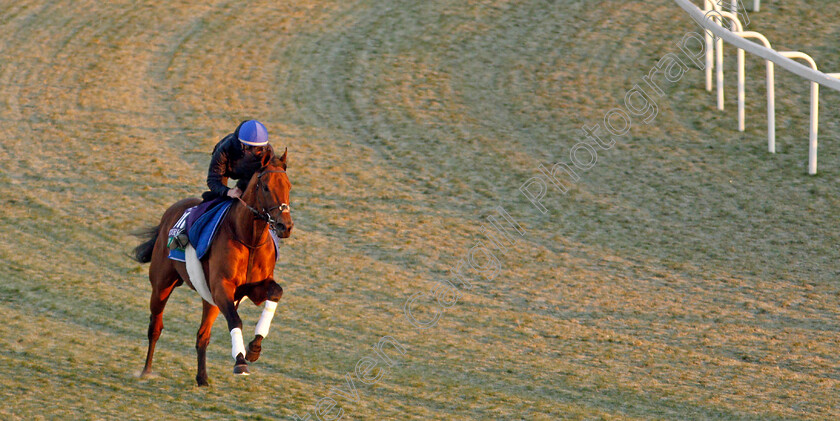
<box><xmin>168</xmin><ymin>200</ymin><xmax>233</xmax><ymax>262</ymax></box>
<box><xmin>168</xmin><ymin>200</ymin><xmax>281</xmax><ymax>263</ymax></box>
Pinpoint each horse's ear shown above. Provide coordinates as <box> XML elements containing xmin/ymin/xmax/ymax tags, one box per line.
<box><xmin>279</xmin><ymin>147</ymin><xmax>288</xmax><ymax>169</ymax></box>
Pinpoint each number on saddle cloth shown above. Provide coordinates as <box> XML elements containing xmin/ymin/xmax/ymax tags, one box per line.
<box><xmin>169</xmin><ymin>208</ymin><xmax>192</xmax><ymax>238</ymax></box>
<box><xmin>167</xmin><ymin>207</ymin><xmax>194</xmax><ymax>249</ymax></box>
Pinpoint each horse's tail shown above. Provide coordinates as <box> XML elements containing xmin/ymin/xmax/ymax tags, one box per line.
<box><xmin>131</xmin><ymin>225</ymin><xmax>160</xmax><ymax>264</ymax></box>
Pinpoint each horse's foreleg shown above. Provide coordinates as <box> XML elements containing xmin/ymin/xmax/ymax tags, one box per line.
<box><xmin>213</xmin><ymin>283</ymin><xmax>249</xmax><ymax>375</ymax></box>
<box><xmin>141</xmin><ymin>279</ymin><xmax>177</xmax><ymax>377</ymax></box>
<box><xmin>195</xmin><ymin>301</ymin><xmax>220</xmax><ymax>386</ymax></box>
<box><xmin>246</xmin><ymin>281</ymin><xmax>283</xmax><ymax>362</ymax></box>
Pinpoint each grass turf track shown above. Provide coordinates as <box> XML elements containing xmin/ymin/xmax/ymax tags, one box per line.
<box><xmin>1</xmin><ymin>0</ymin><xmax>840</xmax><ymax>419</ymax></box>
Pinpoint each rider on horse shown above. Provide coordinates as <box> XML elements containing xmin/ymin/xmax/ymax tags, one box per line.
<box><xmin>134</xmin><ymin>119</ymin><xmax>291</xmax><ymax>383</ymax></box>
<box><xmin>168</xmin><ymin>119</ymin><xmax>274</xmax><ymax>250</ymax></box>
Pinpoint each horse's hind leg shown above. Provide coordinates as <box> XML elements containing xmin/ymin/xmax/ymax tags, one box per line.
<box><xmin>141</xmin><ymin>275</ymin><xmax>178</xmax><ymax>377</ymax></box>
<box><xmin>246</xmin><ymin>281</ymin><xmax>283</xmax><ymax>363</ymax></box>
<box><xmin>195</xmin><ymin>300</ymin><xmax>220</xmax><ymax>386</ymax></box>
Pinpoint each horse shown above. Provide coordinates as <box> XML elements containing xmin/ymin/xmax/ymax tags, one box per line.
<box><xmin>131</xmin><ymin>148</ymin><xmax>293</xmax><ymax>386</ymax></box>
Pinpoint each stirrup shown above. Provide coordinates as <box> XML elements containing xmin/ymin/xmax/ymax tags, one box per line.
<box><xmin>168</xmin><ymin>232</ymin><xmax>189</xmax><ymax>251</ymax></box>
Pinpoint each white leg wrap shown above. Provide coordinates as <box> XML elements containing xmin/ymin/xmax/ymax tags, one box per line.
<box><xmin>255</xmin><ymin>301</ymin><xmax>278</xmax><ymax>338</ymax></box>
<box><xmin>230</xmin><ymin>328</ymin><xmax>246</xmax><ymax>360</ymax></box>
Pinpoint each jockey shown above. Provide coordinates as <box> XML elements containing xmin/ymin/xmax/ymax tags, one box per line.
<box><xmin>168</xmin><ymin>120</ymin><xmax>273</xmax><ymax>250</ymax></box>
<box><xmin>203</xmin><ymin>119</ymin><xmax>273</xmax><ymax>201</ymax></box>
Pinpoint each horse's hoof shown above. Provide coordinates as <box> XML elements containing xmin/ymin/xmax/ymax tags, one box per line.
<box><xmin>245</xmin><ymin>350</ymin><xmax>260</xmax><ymax>363</ymax></box>
<box><xmin>245</xmin><ymin>342</ymin><xmax>262</xmax><ymax>363</ymax></box>
<box><xmin>234</xmin><ymin>353</ymin><xmax>250</xmax><ymax>375</ymax></box>
<box><xmin>196</xmin><ymin>372</ymin><xmax>210</xmax><ymax>386</ymax></box>
<box><xmin>233</xmin><ymin>364</ymin><xmax>250</xmax><ymax>376</ymax></box>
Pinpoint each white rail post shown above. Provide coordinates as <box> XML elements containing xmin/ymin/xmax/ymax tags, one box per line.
<box><xmin>707</xmin><ymin>11</ymin><xmax>744</xmax><ymax>112</ymax></box>
<box><xmin>779</xmin><ymin>52</ymin><xmax>819</xmax><ymax>174</ymax></box>
<box><xmin>705</xmin><ymin>33</ymin><xmax>714</xmax><ymax>91</ymax></box>
<box><xmin>703</xmin><ymin>0</ymin><xmax>720</xmax><ymax>92</ymax></box>
<box><xmin>730</xmin><ymin>1</ymin><xmax>740</xmax><ymax>29</ymax></box>
<box><xmin>754</xmin><ymin>0</ymin><xmax>760</xmax><ymax>12</ymax></box>
<box><xmin>767</xmin><ymin>53</ymin><xmax>775</xmax><ymax>152</ymax></box>
<box><xmin>735</xmin><ymin>31</ymin><xmax>774</xmax><ymax>151</ymax></box>
<box><xmin>737</xmin><ymin>46</ymin><xmax>745</xmax><ymax>130</ymax></box>
<box><xmin>716</xmin><ymin>24</ymin><xmax>724</xmax><ymax>109</ymax></box>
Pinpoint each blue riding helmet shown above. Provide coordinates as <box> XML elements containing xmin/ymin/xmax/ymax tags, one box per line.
<box><xmin>238</xmin><ymin>120</ymin><xmax>269</xmax><ymax>146</ymax></box>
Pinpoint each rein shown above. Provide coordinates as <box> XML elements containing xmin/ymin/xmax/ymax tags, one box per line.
<box><xmin>230</xmin><ymin>169</ymin><xmax>290</xmax><ymax>249</ymax></box>
<box><xmin>236</xmin><ymin>170</ymin><xmax>290</xmax><ymax>229</ymax></box>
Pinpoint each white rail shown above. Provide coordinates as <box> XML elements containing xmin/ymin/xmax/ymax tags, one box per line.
<box><xmin>734</xmin><ymin>31</ymin><xmax>774</xmax><ymax>152</ymax></box>
<box><xmin>675</xmin><ymin>0</ymin><xmax>840</xmax><ymax>174</ymax></box>
<box><xmin>778</xmin><ymin>51</ymin><xmax>819</xmax><ymax>174</ymax></box>
<box><xmin>707</xmin><ymin>11</ymin><xmax>743</xmax><ymax>111</ymax></box>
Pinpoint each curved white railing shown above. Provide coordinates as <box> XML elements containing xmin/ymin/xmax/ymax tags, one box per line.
<box><xmin>707</xmin><ymin>11</ymin><xmax>743</xmax><ymax>111</ymax></box>
<box><xmin>778</xmin><ymin>51</ymin><xmax>820</xmax><ymax>174</ymax></box>
<box><xmin>675</xmin><ymin>0</ymin><xmax>840</xmax><ymax>174</ymax></box>
<box><xmin>734</xmin><ymin>31</ymin><xmax>774</xmax><ymax>151</ymax></box>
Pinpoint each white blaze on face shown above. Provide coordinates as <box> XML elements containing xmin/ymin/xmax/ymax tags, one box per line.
<box><xmin>230</xmin><ymin>328</ymin><xmax>246</xmax><ymax>360</ymax></box>
<box><xmin>255</xmin><ymin>300</ymin><xmax>278</xmax><ymax>338</ymax></box>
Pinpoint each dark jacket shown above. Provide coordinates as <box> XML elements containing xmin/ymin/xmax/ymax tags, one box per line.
<box><xmin>203</xmin><ymin>121</ymin><xmax>272</xmax><ymax>201</ymax></box>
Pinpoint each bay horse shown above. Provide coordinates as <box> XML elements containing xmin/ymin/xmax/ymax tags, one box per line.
<box><xmin>131</xmin><ymin>148</ymin><xmax>292</xmax><ymax>386</ymax></box>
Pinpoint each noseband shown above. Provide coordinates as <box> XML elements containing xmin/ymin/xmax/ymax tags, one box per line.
<box><xmin>237</xmin><ymin>169</ymin><xmax>290</xmax><ymax>234</ymax></box>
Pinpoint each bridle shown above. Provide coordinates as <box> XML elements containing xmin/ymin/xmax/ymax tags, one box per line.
<box><xmin>236</xmin><ymin>169</ymin><xmax>291</xmax><ymax>236</ymax></box>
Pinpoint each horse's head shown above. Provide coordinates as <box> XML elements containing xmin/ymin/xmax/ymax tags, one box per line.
<box><xmin>242</xmin><ymin>147</ymin><xmax>293</xmax><ymax>238</ymax></box>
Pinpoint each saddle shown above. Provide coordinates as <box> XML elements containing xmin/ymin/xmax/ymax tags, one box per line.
<box><xmin>168</xmin><ymin>198</ymin><xmax>281</xmax><ymax>263</ymax></box>
<box><xmin>168</xmin><ymin>199</ymin><xmax>233</xmax><ymax>262</ymax></box>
